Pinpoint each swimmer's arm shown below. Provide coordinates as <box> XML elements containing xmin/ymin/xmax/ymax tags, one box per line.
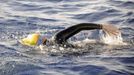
<box><xmin>54</xmin><ymin>23</ymin><xmax>120</xmax><ymax>47</ymax></box>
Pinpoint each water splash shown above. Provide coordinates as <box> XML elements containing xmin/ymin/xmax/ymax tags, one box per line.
<box><xmin>100</xmin><ymin>31</ymin><xmax>127</xmax><ymax>45</ymax></box>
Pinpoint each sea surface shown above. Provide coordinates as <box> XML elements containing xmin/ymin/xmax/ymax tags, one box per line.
<box><xmin>0</xmin><ymin>0</ymin><xmax>134</xmax><ymax>75</ymax></box>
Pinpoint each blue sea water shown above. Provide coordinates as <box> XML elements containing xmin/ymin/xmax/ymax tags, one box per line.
<box><xmin>0</xmin><ymin>0</ymin><xmax>134</xmax><ymax>75</ymax></box>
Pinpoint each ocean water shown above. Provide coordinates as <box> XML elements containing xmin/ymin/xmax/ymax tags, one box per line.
<box><xmin>0</xmin><ymin>0</ymin><xmax>134</xmax><ymax>75</ymax></box>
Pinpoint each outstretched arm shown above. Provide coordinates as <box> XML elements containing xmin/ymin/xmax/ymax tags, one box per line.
<box><xmin>54</xmin><ymin>23</ymin><xmax>102</xmax><ymax>45</ymax></box>
<box><xmin>54</xmin><ymin>23</ymin><xmax>120</xmax><ymax>46</ymax></box>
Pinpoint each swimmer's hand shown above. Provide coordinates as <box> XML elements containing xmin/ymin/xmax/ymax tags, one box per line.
<box><xmin>102</xmin><ymin>24</ymin><xmax>120</xmax><ymax>36</ymax></box>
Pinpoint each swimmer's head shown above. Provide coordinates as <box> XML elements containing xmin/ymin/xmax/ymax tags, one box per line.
<box><xmin>20</xmin><ymin>33</ymin><xmax>47</xmax><ymax>46</ymax></box>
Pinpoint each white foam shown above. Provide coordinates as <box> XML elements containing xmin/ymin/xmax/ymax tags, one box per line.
<box><xmin>100</xmin><ymin>32</ymin><xmax>127</xmax><ymax>45</ymax></box>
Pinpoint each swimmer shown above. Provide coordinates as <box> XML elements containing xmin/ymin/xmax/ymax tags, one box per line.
<box><xmin>20</xmin><ymin>23</ymin><xmax>120</xmax><ymax>49</ymax></box>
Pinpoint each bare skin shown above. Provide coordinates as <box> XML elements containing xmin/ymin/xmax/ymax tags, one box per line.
<box><xmin>102</xmin><ymin>24</ymin><xmax>120</xmax><ymax>36</ymax></box>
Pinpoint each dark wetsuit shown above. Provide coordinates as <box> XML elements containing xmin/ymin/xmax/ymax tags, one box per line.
<box><xmin>53</xmin><ymin>23</ymin><xmax>102</xmax><ymax>47</ymax></box>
